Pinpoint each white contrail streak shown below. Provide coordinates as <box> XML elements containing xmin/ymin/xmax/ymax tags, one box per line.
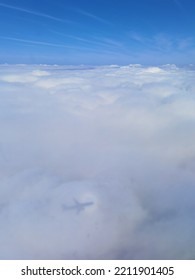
<box><xmin>0</xmin><ymin>2</ymin><xmax>70</xmax><ymax>23</ymax></box>
<box><xmin>0</xmin><ymin>36</ymin><xmax>70</xmax><ymax>48</ymax></box>
<box><xmin>0</xmin><ymin>36</ymin><xmax>107</xmax><ymax>53</ymax></box>
<box><xmin>75</xmin><ymin>8</ymin><xmax>111</xmax><ymax>25</ymax></box>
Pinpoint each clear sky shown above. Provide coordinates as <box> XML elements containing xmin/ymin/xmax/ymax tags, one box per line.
<box><xmin>0</xmin><ymin>0</ymin><xmax>194</xmax><ymax>65</ymax></box>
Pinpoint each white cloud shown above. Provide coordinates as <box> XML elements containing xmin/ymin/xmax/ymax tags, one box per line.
<box><xmin>0</xmin><ymin>64</ymin><xmax>195</xmax><ymax>259</ymax></box>
<box><xmin>0</xmin><ymin>74</ymin><xmax>37</xmax><ymax>83</ymax></box>
<box><xmin>32</xmin><ymin>70</ymin><xmax>50</xmax><ymax>77</ymax></box>
<box><xmin>142</xmin><ymin>66</ymin><xmax>164</xmax><ymax>74</ymax></box>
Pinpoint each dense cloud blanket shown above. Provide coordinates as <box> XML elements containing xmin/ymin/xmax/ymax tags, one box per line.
<box><xmin>0</xmin><ymin>64</ymin><xmax>195</xmax><ymax>259</ymax></box>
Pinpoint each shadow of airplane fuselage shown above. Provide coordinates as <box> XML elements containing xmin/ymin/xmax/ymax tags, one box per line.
<box><xmin>62</xmin><ymin>199</ymin><xmax>94</xmax><ymax>214</ymax></box>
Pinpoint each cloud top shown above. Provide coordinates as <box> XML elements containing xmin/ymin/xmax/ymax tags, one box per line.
<box><xmin>0</xmin><ymin>64</ymin><xmax>195</xmax><ymax>259</ymax></box>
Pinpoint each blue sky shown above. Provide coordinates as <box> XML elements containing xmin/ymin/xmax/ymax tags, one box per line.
<box><xmin>0</xmin><ymin>0</ymin><xmax>194</xmax><ymax>64</ymax></box>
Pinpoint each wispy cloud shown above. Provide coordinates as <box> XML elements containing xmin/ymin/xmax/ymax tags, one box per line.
<box><xmin>129</xmin><ymin>32</ymin><xmax>146</xmax><ymax>43</ymax></box>
<box><xmin>75</xmin><ymin>8</ymin><xmax>111</xmax><ymax>25</ymax></box>
<box><xmin>97</xmin><ymin>38</ymin><xmax>123</xmax><ymax>48</ymax></box>
<box><xmin>0</xmin><ymin>2</ymin><xmax>71</xmax><ymax>23</ymax></box>
<box><xmin>0</xmin><ymin>36</ymin><xmax>71</xmax><ymax>48</ymax></box>
<box><xmin>153</xmin><ymin>34</ymin><xmax>173</xmax><ymax>51</ymax></box>
<box><xmin>173</xmin><ymin>0</ymin><xmax>183</xmax><ymax>10</ymax></box>
<box><xmin>50</xmin><ymin>30</ymin><xmax>96</xmax><ymax>45</ymax></box>
<box><xmin>0</xmin><ymin>36</ymin><xmax>120</xmax><ymax>56</ymax></box>
<box><xmin>177</xmin><ymin>37</ymin><xmax>194</xmax><ymax>50</ymax></box>
<box><xmin>129</xmin><ymin>32</ymin><xmax>194</xmax><ymax>53</ymax></box>
<box><xmin>50</xmin><ymin>30</ymin><xmax>123</xmax><ymax>52</ymax></box>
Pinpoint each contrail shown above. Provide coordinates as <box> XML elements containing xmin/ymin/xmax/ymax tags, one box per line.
<box><xmin>75</xmin><ymin>8</ymin><xmax>111</xmax><ymax>25</ymax></box>
<box><xmin>51</xmin><ymin>30</ymin><xmax>122</xmax><ymax>50</ymax></box>
<box><xmin>0</xmin><ymin>2</ymin><xmax>71</xmax><ymax>23</ymax></box>
<box><xmin>0</xmin><ymin>36</ymin><xmax>103</xmax><ymax>52</ymax></box>
<box><xmin>0</xmin><ymin>36</ymin><xmax>70</xmax><ymax>48</ymax></box>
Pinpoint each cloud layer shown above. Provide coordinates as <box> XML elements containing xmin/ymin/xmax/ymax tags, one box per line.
<box><xmin>0</xmin><ymin>64</ymin><xmax>195</xmax><ymax>259</ymax></box>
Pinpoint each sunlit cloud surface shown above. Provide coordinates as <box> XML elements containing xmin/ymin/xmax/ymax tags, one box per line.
<box><xmin>0</xmin><ymin>64</ymin><xmax>195</xmax><ymax>259</ymax></box>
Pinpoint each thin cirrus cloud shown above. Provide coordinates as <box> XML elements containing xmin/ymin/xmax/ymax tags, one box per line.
<box><xmin>0</xmin><ymin>36</ymin><xmax>103</xmax><ymax>53</ymax></box>
<box><xmin>50</xmin><ymin>30</ymin><xmax>109</xmax><ymax>48</ymax></box>
<box><xmin>0</xmin><ymin>36</ymin><xmax>73</xmax><ymax>48</ymax></box>
<box><xmin>129</xmin><ymin>32</ymin><xmax>194</xmax><ymax>52</ymax></box>
<box><xmin>0</xmin><ymin>2</ymin><xmax>71</xmax><ymax>23</ymax></box>
<box><xmin>0</xmin><ymin>34</ymin><xmax>127</xmax><ymax>65</ymax></box>
<box><xmin>74</xmin><ymin>8</ymin><xmax>111</xmax><ymax>25</ymax></box>
<box><xmin>49</xmin><ymin>30</ymin><xmax>124</xmax><ymax>53</ymax></box>
<box><xmin>0</xmin><ymin>64</ymin><xmax>195</xmax><ymax>260</ymax></box>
